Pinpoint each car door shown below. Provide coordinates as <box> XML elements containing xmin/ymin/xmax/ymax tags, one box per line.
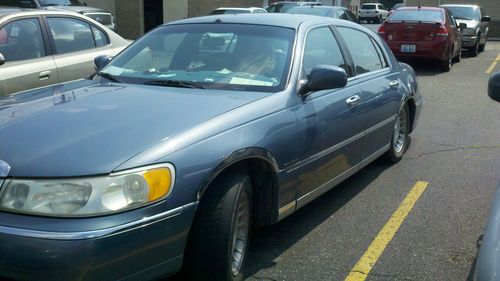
<box><xmin>446</xmin><ymin>11</ymin><xmax>462</xmax><ymax>57</ymax></box>
<box><xmin>336</xmin><ymin>27</ymin><xmax>400</xmax><ymax>164</ymax></box>
<box><xmin>45</xmin><ymin>16</ymin><xmax>115</xmax><ymax>83</ymax></box>
<box><xmin>0</xmin><ymin>17</ymin><xmax>58</xmax><ymax>96</ymax></box>
<box><xmin>295</xmin><ymin>26</ymin><xmax>364</xmax><ymax>207</ymax></box>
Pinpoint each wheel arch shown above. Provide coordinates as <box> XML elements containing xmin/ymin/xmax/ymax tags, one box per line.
<box><xmin>197</xmin><ymin>147</ymin><xmax>280</xmax><ymax>226</ymax></box>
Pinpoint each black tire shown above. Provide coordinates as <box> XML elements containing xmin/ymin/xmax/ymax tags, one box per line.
<box><xmin>385</xmin><ymin>104</ymin><xmax>410</xmax><ymax>163</ymax></box>
<box><xmin>469</xmin><ymin>39</ymin><xmax>479</xmax><ymax>57</ymax></box>
<box><xmin>452</xmin><ymin>46</ymin><xmax>461</xmax><ymax>63</ymax></box>
<box><xmin>479</xmin><ymin>40</ymin><xmax>486</xmax><ymax>52</ymax></box>
<box><xmin>184</xmin><ymin>171</ymin><xmax>253</xmax><ymax>281</ymax></box>
<box><xmin>440</xmin><ymin>48</ymin><xmax>452</xmax><ymax>72</ymax></box>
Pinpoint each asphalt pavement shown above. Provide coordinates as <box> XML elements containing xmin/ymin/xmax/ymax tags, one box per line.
<box><xmin>168</xmin><ymin>24</ymin><xmax>500</xmax><ymax>281</ymax></box>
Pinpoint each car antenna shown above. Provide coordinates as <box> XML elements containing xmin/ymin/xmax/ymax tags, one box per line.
<box><xmin>417</xmin><ymin>0</ymin><xmax>421</xmax><ymax>9</ymax></box>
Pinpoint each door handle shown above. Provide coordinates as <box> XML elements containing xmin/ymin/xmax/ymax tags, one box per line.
<box><xmin>389</xmin><ymin>80</ymin><xmax>399</xmax><ymax>88</ymax></box>
<box><xmin>39</xmin><ymin>70</ymin><xmax>52</xmax><ymax>80</ymax></box>
<box><xmin>346</xmin><ymin>95</ymin><xmax>361</xmax><ymax>106</ymax></box>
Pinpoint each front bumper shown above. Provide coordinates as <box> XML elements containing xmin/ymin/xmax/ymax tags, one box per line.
<box><xmin>0</xmin><ymin>202</ymin><xmax>198</xmax><ymax>281</ymax></box>
<box><xmin>461</xmin><ymin>36</ymin><xmax>478</xmax><ymax>48</ymax></box>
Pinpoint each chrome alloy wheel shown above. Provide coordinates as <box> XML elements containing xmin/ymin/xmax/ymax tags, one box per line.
<box><xmin>231</xmin><ymin>189</ymin><xmax>250</xmax><ymax>276</ymax></box>
<box><xmin>393</xmin><ymin>109</ymin><xmax>407</xmax><ymax>154</ymax></box>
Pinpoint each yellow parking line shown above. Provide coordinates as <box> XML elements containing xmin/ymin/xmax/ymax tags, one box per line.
<box><xmin>344</xmin><ymin>181</ymin><xmax>429</xmax><ymax>281</ymax></box>
<box><xmin>485</xmin><ymin>53</ymin><xmax>500</xmax><ymax>74</ymax></box>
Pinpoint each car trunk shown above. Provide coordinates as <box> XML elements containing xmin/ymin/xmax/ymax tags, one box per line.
<box><xmin>383</xmin><ymin>21</ymin><xmax>443</xmax><ymax>43</ymax></box>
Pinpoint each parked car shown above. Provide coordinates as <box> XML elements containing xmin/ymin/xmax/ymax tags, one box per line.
<box><xmin>0</xmin><ymin>0</ymin><xmax>116</xmax><ymax>30</ymax></box>
<box><xmin>287</xmin><ymin>5</ymin><xmax>358</xmax><ymax>23</ymax></box>
<box><xmin>378</xmin><ymin>6</ymin><xmax>463</xmax><ymax>71</ymax></box>
<box><xmin>358</xmin><ymin>3</ymin><xmax>389</xmax><ymax>23</ymax></box>
<box><xmin>0</xmin><ymin>8</ymin><xmax>129</xmax><ymax>95</ymax></box>
<box><xmin>0</xmin><ymin>13</ymin><xmax>421</xmax><ymax>281</ymax></box>
<box><xmin>209</xmin><ymin>7</ymin><xmax>267</xmax><ymax>15</ymax></box>
<box><xmin>388</xmin><ymin>3</ymin><xmax>404</xmax><ymax>17</ymax></box>
<box><xmin>266</xmin><ymin>1</ymin><xmax>322</xmax><ymax>13</ymax></box>
<box><xmin>440</xmin><ymin>4</ymin><xmax>490</xmax><ymax>56</ymax></box>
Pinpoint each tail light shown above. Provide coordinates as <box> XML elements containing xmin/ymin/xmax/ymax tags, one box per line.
<box><xmin>378</xmin><ymin>25</ymin><xmax>386</xmax><ymax>35</ymax></box>
<box><xmin>435</xmin><ymin>25</ymin><xmax>448</xmax><ymax>37</ymax></box>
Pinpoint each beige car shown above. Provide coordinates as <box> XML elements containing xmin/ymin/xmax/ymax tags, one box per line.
<box><xmin>0</xmin><ymin>8</ymin><xmax>129</xmax><ymax>95</ymax></box>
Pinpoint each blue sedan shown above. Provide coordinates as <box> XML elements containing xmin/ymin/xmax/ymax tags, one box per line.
<box><xmin>0</xmin><ymin>14</ymin><xmax>422</xmax><ymax>281</ymax></box>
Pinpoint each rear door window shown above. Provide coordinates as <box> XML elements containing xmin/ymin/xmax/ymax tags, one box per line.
<box><xmin>337</xmin><ymin>27</ymin><xmax>384</xmax><ymax>75</ymax></box>
<box><xmin>0</xmin><ymin>18</ymin><xmax>46</xmax><ymax>62</ymax></box>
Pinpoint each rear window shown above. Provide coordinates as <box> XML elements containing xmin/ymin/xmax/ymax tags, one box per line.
<box><xmin>287</xmin><ymin>7</ymin><xmax>331</xmax><ymax>17</ymax></box>
<box><xmin>361</xmin><ymin>4</ymin><xmax>376</xmax><ymax>10</ymax></box>
<box><xmin>388</xmin><ymin>9</ymin><xmax>444</xmax><ymax>23</ymax></box>
<box><xmin>210</xmin><ymin>9</ymin><xmax>251</xmax><ymax>15</ymax></box>
<box><xmin>266</xmin><ymin>3</ymin><xmax>297</xmax><ymax>13</ymax></box>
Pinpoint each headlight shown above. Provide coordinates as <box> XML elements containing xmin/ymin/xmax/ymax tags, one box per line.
<box><xmin>0</xmin><ymin>164</ymin><xmax>174</xmax><ymax>217</ymax></box>
<box><xmin>462</xmin><ymin>28</ymin><xmax>476</xmax><ymax>37</ymax></box>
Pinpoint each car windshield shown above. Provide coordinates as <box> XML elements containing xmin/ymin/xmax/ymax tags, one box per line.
<box><xmin>99</xmin><ymin>23</ymin><xmax>295</xmax><ymax>92</ymax></box>
<box><xmin>38</xmin><ymin>0</ymin><xmax>84</xmax><ymax>6</ymax></box>
<box><xmin>361</xmin><ymin>4</ymin><xmax>376</xmax><ymax>10</ymax></box>
<box><xmin>388</xmin><ymin>9</ymin><xmax>444</xmax><ymax>23</ymax></box>
<box><xmin>444</xmin><ymin>6</ymin><xmax>478</xmax><ymax>20</ymax></box>
<box><xmin>210</xmin><ymin>9</ymin><xmax>251</xmax><ymax>15</ymax></box>
<box><xmin>266</xmin><ymin>3</ymin><xmax>297</xmax><ymax>13</ymax></box>
<box><xmin>287</xmin><ymin>7</ymin><xmax>332</xmax><ymax>17</ymax></box>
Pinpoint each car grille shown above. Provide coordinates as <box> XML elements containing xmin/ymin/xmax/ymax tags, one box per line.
<box><xmin>84</xmin><ymin>13</ymin><xmax>112</xmax><ymax>26</ymax></box>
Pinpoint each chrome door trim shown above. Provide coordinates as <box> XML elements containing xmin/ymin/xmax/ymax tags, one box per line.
<box><xmin>360</xmin><ymin>144</ymin><xmax>391</xmax><ymax>169</ymax></box>
<box><xmin>278</xmin><ymin>201</ymin><xmax>296</xmax><ymax>221</ymax></box>
<box><xmin>0</xmin><ymin>202</ymin><xmax>198</xmax><ymax>240</ymax></box>
<box><xmin>285</xmin><ymin>115</ymin><xmax>395</xmax><ymax>173</ymax></box>
<box><xmin>296</xmin><ymin>163</ymin><xmax>359</xmax><ymax>209</ymax></box>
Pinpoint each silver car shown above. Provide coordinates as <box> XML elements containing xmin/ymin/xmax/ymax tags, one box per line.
<box><xmin>440</xmin><ymin>4</ymin><xmax>490</xmax><ymax>56</ymax></box>
<box><xmin>0</xmin><ymin>8</ymin><xmax>129</xmax><ymax>95</ymax></box>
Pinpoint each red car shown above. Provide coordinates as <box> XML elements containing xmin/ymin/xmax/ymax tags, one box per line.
<box><xmin>378</xmin><ymin>6</ymin><xmax>463</xmax><ymax>71</ymax></box>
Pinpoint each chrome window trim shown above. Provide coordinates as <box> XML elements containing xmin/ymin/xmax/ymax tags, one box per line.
<box><xmin>347</xmin><ymin>67</ymin><xmax>391</xmax><ymax>82</ymax></box>
<box><xmin>0</xmin><ymin>202</ymin><xmax>198</xmax><ymax>240</ymax></box>
<box><xmin>284</xmin><ymin>115</ymin><xmax>395</xmax><ymax>173</ymax></box>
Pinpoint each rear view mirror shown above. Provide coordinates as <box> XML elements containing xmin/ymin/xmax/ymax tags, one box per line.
<box><xmin>488</xmin><ymin>72</ymin><xmax>500</xmax><ymax>102</ymax></box>
<box><xmin>301</xmin><ymin>65</ymin><xmax>347</xmax><ymax>95</ymax></box>
<box><xmin>481</xmin><ymin>16</ymin><xmax>491</xmax><ymax>22</ymax></box>
<box><xmin>0</xmin><ymin>53</ymin><xmax>5</xmax><ymax>67</ymax></box>
<box><xmin>94</xmin><ymin>55</ymin><xmax>112</xmax><ymax>72</ymax></box>
<box><xmin>459</xmin><ymin>23</ymin><xmax>467</xmax><ymax>31</ymax></box>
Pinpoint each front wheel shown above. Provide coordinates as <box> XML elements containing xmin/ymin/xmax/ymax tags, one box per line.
<box><xmin>184</xmin><ymin>172</ymin><xmax>253</xmax><ymax>281</ymax></box>
<box><xmin>385</xmin><ymin>104</ymin><xmax>410</xmax><ymax>163</ymax></box>
<box><xmin>469</xmin><ymin>39</ymin><xmax>479</xmax><ymax>57</ymax></box>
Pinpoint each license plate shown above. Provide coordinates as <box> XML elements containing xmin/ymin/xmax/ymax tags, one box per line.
<box><xmin>400</xmin><ymin>44</ymin><xmax>416</xmax><ymax>53</ymax></box>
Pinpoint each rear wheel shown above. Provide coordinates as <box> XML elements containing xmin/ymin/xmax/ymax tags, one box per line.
<box><xmin>441</xmin><ymin>47</ymin><xmax>453</xmax><ymax>72</ymax></box>
<box><xmin>452</xmin><ymin>46</ymin><xmax>461</xmax><ymax>63</ymax></box>
<box><xmin>184</xmin><ymin>172</ymin><xmax>252</xmax><ymax>281</ymax></box>
<box><xmin>385</xmin><ymin>104</ymin><xmax>410</xmax><ymax>163</ymax></box>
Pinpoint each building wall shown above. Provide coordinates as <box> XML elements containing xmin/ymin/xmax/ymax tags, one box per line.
<box><xmin>164</xmin><ymin>0</ymin><xmax>189</xmax><ymax>22</ymax></box>
<box><xmin>187</xmin><ymin>0</ymin><xmax>264</xmax><ymax>17</ymax></box>
<box><xmin>115</xmin><ymin>0</ymin><xmax>143</xmax><ymax>39</ymax></box>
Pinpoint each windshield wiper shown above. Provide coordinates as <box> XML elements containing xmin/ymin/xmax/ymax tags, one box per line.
<box><xmin>143</xmin><ymin>80</ymin><xmax>205</xmax><ymax>89</ymax></box>
<box><xmin>97</xmin><ymin>72</ymin><xmax>121</xmax><ymax>83</ymax></box>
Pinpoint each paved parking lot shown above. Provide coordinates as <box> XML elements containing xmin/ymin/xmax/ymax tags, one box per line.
<box><xmin>166</xmin><ymin>34</ymin><xmax>500</xmax><ymax>281</ymax></box>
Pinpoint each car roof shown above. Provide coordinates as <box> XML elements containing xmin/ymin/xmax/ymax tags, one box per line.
<box><xmin>0</xmin><ymin>7</ymin><xmax>82</xmax><ymax>21</ymax></box>
<box><xmin>215</xmin><ymin>7</ymin><xmax>263</xmax><ymax>11</ymax></box>
<box><xmin>167</xmin><ymin>13</ymin><xmax>359</xmax><ymax>29</ymax></box>
<box><xmin>290</xmin><ymin>5</ymin><xmax>345</xmax><ymax>10</ymax></box>
<box><xmin>440</xmin><ymin>4</ymin><xmax>479</xmax><ymax>8</ymax></box>
<box><xmin>397</xmin><ymin>6</ymin><xmax>444</xmax><ymax>11</ymax></box>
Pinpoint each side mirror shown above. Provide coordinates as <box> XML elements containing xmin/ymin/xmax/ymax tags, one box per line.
<box><xmin>94</xmin><ymin>55</ymin><xmax>112</xmax><ymax>72</ymax></box>
<box><xmin>481</xmin><ymin>16</ymin><xmax>491</xmax><ymax>22</ymax></box>
<box><xmin>301</xmin><ymin>65</ymin><xmax>347</xmax><ymax>95</ymax></box>
<box><xmin>488</xmin><ymin>72</ymin><xmax>500</xmax><ymax>102</ymax></box>
<box><xmin>459</xmin><ymin>23</ymin><xmax>467</xmax><ymax>31</ymax></box>
<box><xmin>0</xmin><ymin>53</ymin><xmax>5</xmax><ymax>67</ymax></box>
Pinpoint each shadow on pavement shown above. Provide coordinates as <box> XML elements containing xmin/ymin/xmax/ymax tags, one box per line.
<box><xmin>164</xmin><ymin>159</ymin><xmax>394</xmax><ymax>281</ymax></box>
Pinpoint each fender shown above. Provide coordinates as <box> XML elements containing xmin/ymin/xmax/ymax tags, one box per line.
<box><xmin>197</xmin><ymin>147</ymin><xmax>279</xmax><ymax>200</ymax></box>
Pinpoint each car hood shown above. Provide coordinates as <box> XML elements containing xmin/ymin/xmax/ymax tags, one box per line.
<box><xmin>45</xmin><ymin>6</ymin><xmax>110</xmax><ymax>14</ymax></box>
<box><xmin>455</xmin><ymin>19</ymin><xmax>478</xmax><ymax>29</ymax></box>
<box><xmin>0</xmin><ymin>80</ymin><xmax>266</xmax><ymax>177</ymax></box>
